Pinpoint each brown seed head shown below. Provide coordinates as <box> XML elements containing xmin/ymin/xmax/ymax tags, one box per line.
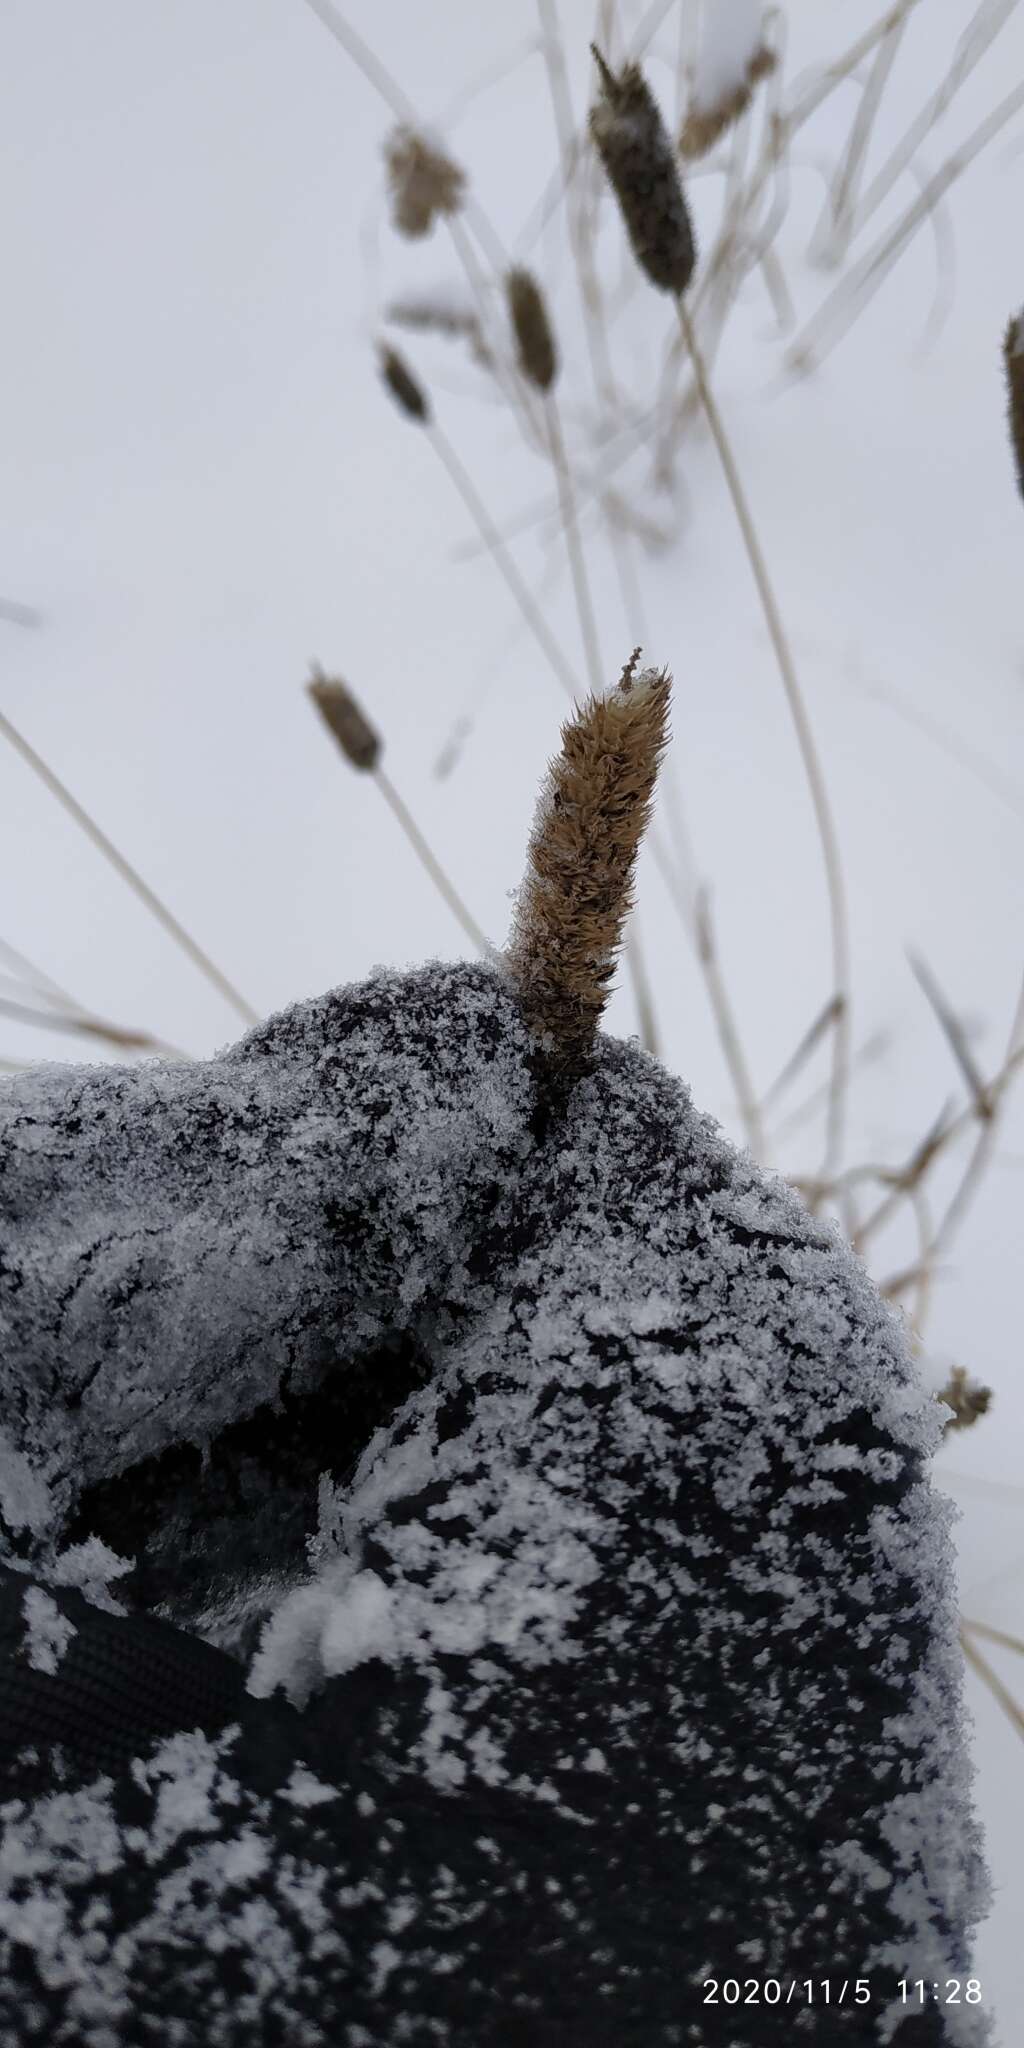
<box><xmin>1003</xmin><ymin>309</ymin><xmax>1024</xmax><ymax>501</ymax></box>
<box><xmin>379</xmin><ymin>344</ymin><xmax>431</xmax><ymax>425</ymax></box>
<box><xmin>307</xmin><ymin>669</ymin><xmax>381</xmax><ymax>773</ymax></box>
<box><xmin>589</xmin><ymin>47</ymin><xmax>696</xmax><ymax>296</ymax></box>
<box><xmin>384</xmin><ymin>126</ymin><xmax>466</xmax><ymax>239</ymax></box>
<box><xmin>679</xmin><ymin>44</ymin><xmax>777</xmax><ymax>159</ymax></box>
<box><xmin>505</xmin><ymin>656</ymin><xmax>671</xmax><ymax>1079</ymax></box>
<box><xmin>505</xmin><ymin>267</ymin><xmax>559</xmax><ymax>392</ymax></box>
<box><xmin>937</xmin><ymin>1364</ymin><xmax>993</xmax><ymax>1433</ymax></box>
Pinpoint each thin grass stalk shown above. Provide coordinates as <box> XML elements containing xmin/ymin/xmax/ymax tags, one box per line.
<box><xmin>0</xmin><ymin>934</ymin><xmax>81</xmax><ymax>1014</ymax></box>
<box><xmin>960</xmin><ymin>1625</ymin><xmax>1024</xmax><ymax>1745</ymax></box>
<box><xmin>787</xmin><ymin>77</ymin><xmax>1024</xmax><ymax>374</ymax></box>
<box><xmin>560</xmin><ymin>437</ymin><xmax>765</xmax><ymax>1115</ymax></box>
<box><xmin>859</xmin><ymin>677</ymin><xmax>1024</xmax><ymax>824</ymax></box>
<box><xmin>787</xmin><ymin>0</ymin><xmax>925</xmax><ymax>142</ymax></box>
<box><xmin>543</xmin><ymin>394</ymin><xmax>606</xmax><ymax>705</ymax></box>
<box><xmin>844</xmin><ymin>0</ymin><xmax>1018</xmax><ymax>246</ymax></box>
<box><xmin>808</xmin><ymin>11</ymin><xmax>910</xmax><ymax>268</ymax></box>
<box><xmin>852</xmin><ymin>1038</ymin><xmax>1024</xmax><ymax>1252</ymax></box>
<box><xmin>963</xmin><ymin>1619</ymin><xmax>1024</xmax><ymax>1658</ymax></box>
<box><xmin>0</xmin><ymin>707</ymin><xmax>259</xmax><ymax>1026</ymax></box>
<box><xmin>536</xmin><ymin>0</ymin><xmax>618</xmax><ymax>406</ymax></box>
<box><xmin>0</xmin><ymin>934</ymin><xmax>190</xmax><ymax>1060</ymax></box>
<box><xmin>674</xmin><ymin>299</ymin><xmax>851</xmax><ymax>1183</ymax></box>
<box><xmin>426</xmin><ymin>418</ymin><xmax>581</xmax><ymax>703</ymax></box>
<box><xmin>760</xmin><ymin>996</ymin><xmax>846</xmax><ymax>1114</ymax></box>
<box><xmin>769</xmin><ymin>1032</ymin><xmax>891</xmax><ymax>1149</ymax></box>
<box><xmin>308</xmin><ymin>669</ymin><xmax>494</xmax><ymax>961</ymax></box>
<box><xmin>372</xmin><ymin>768</ymin><xmax>495</xmax><ymax>960</ymax></box>
<box><xmin>695</xmin><ymin>886</ymin><xmax>766</xmax><ymax>1158</ymax></box>
<box><xmin>0</xmin><ymin>993</ymin><xmax>189</xmax><ymax>1060</ymax></box>
<box><xmin>928</xmin><ymin>969</ymin><xmax>1024</xmax><ymax>1260</ymax></box>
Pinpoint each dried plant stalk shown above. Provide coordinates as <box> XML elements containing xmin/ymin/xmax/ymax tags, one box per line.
<box><xmin>506</xmin><ymin>267</ymin><xmax>559</xmax><ymax>392</ymax></box>
<box><xmin>308</xmin><ymin>667</ymin><xmax>493</xmax><ymax>960</ymax></box>
<box><xmin>589</xmin><ymin>47</ymin><xmax>697</xmax><ymax>295</ymax></box>
<box><xmin>679</xmin><ymin>45</ymin><xmax>777</xmax><ymax>160</ymax></box>
<box><xmin>1004</xmin><ymin>308</ymin><xmax>1024</xmax><ymax>501</ymax></box>
<box><xmin>0</xmin><ymin>708</ymin><xmax>259</xmax><ymax>1027</ymax></box>
<box><xmin>506</xmin><ymin>654</ymin><xmax>671</xmax><ymax>1077</ymax></box>
<box><xmin>384</xmin><ymin>125</ymin><xmax>466</xmax><ymax>238</ymax></box>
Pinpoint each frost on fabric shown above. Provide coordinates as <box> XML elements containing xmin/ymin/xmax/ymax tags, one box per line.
<box><xmin>0</xmin><ymin>960</ymin><xmax>992</xmax><ymax>2043</ymax></box>
<box><xmin>20</xmin><ymin>1589</ymin><xmax>75</xmax><ymax>1677</ymax></box>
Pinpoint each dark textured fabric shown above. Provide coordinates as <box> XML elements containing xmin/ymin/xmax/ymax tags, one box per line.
<box><xmin>0</xmin><ymin>962</ymin><xmax>991</xmax><ymax>2046</ymax></box>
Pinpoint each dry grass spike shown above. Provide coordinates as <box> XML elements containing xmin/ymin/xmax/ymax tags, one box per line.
<box><xmin>384</xmin><ymin>125</ymin><xmax>466</xmax><ymax>238</ymax></box>
<box><xmin>379</xmin><ymin>344</ymin><xmax>431</xmax><ymax>425</ymax></box>
<box><xmin>937</xmin><ymin>1364</ymin><xmax>993</xmax><ymax>1433</ymax></box>
<box><xmin>505</xmin><ymin>654</ymin><xmax>671</xmax><ymax>1079</ymax></box>
<box><xmin>505</xmin><ymin>268</ymin><xmax>558</xmax><ymax>392</ymax></box>
<box><xmin>1003</xmin><ymin>307</ymin><xmax>1024</xmax><ymax>501</ymax></box>
<box><xmin>589</xmin><ymin>47</ymin><xmax>696</xmax><ymax>296</ymax></box>
<box><xmin>679</xmin><ymin>44</ymin><xmax>777</xmax><ymax>160</ymax></box>
<box><xmin>307</xmin><ymin>667</ymin><xmax>381</xmax><ymax>772</ymax></box>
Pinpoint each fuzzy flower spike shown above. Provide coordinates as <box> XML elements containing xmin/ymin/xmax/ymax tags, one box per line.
<box><xmin>384</xmin><ymin>126</ymin><xmax>466</xmax><ymax>239</ymax></box>
<box><xmin>505</xmin><ymin>652</ymin><xmax>671</xmax><ymax>1079</ymax></box>
<box><xmin>589</xmin><ymin>47</ymin><xmax>696</xmax><ymax>295</ymax></box>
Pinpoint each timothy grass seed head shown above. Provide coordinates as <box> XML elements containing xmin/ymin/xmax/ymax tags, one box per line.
<box><xmin>379</xmin><ymin>343</ymin><xmax>431</xmax><ymax>425</ymax></box>
<box><xmin>505</xmin><ymin>267</ymin><xmax>559</xmax><ymax>392</ymax></box>
<box><xmin>505</xmin><ymin>651</ymin><xmax>671</xmax><ymax>1080</ymax></box>
<box><xmin>679</xmin><ymin>43</ymin><xmax>777</xmax><ymax>159</ymax></box>
<box><xmin>589</xmin><ymin>48</ymin><xmax>696</xmax><ymax>296</ymax></box>
<box><xmin>307</xmin><ymin>668</ymin><xmax>381</xmax><ymax>772</ymax></box>
<box><xmin>384</xmin><ymin>126</ymin><xmax>466</xmax><ymax>238</ymax></box>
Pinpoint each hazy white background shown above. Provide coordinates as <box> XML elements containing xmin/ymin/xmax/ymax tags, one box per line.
<box><xmin>1</xmin><ymin>1</ymin><xmax>1021</xmax><ymax>2034</ymax></box>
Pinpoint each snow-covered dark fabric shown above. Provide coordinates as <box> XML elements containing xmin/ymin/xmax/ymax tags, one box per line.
<box><xmin>0</xmin><ymin>962</ymin><xmax>990</xmax><ymax>2045</ymax></box>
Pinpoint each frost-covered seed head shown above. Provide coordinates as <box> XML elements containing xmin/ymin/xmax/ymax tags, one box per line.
<box><xmin>505</xmin><ymin>268</ymin><xmax>558</xmax><ymax>393</ymax></box>
<box><xmin>307</xmin><ymin>670</ymin><xmax>381</xmax><ymax>773</ymax></box>
<box><xmin>384</xmin><ymin>126</ymin><xmax>466</xmax><ymax>239</ymax></box>
<box><xmin>679</xmin><ymin>43</ymin><xmax>777</xmax><ymax>159</ymax></box>
<box><xmin>589</xmin><ymin>48</ymin><xmax>696</xmax><ymax>296</ymax></box>
<box><xmin>505</xmin><ymin>650</ymin><xmax>671</xmax><ymax>1079</ymax></box>
<box><xmin>1003</xmin><ymin>308</ymin><xmax>1024</xmax><ymax>501</ymax></box>
<box><xmin>937</xmin><ymin>1363</ymin><xmax>993</xmax><ymax>1433</ymax></box>
<box><xmin>379</xmin><ymin>344</ymin><xmax>431</xmax><ymax>425</ymax></box>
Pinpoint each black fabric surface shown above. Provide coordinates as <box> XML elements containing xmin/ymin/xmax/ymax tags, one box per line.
<box><xmin>0</xmin><ymin>962</ymin><xmax>991</xmax><ymax>2046</ymax></box>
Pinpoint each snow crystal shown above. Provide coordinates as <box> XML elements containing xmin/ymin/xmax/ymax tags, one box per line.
<box><xmin>20</xmin><ymin>1587</ymin><xmax>76</xmax><ymax>1675</ymax></box>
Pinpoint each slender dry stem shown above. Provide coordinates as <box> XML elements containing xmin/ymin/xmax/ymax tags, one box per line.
<box><xmin>960</xmin><ymin>1625</ymin><xmax>1024</xmax><ymax>1745</ymax></box>
<box><xmin>0</xmin><ymin>706</ymin><xmax>259</xmax><ymax>1026</ymax></box>
<box><xmin>373</xmin><ymin>768</ymin><xmax>495</xmax><ymax>960</ymax></box>
<box><xmin>0</xmin><ymin>993</ymin><xmax>190</xmax><ymax>1060</ymax></box>
<box><xmin>809</xmin><ymin>10</ymin><xmax>909</xmax><ymax>267</ymax></box>
<box><xmin>536</xmin><ymin>0</ymin><xmax>618</xmax><ymax>404</ymax></box>
<box><xmin>788</xmin><ymin>77</ymin><xmax>1024</xmax><ymax>374</ymax></box>
<box><xmin>308</xmin><ymin>670</ymin><xmax>494</xmax><ymax>960</ymax></box>
<box><xmin>674</xmin><ymin>298</ymin><xmax>851</xmax><ymax>1183</ymax></box>
<box><xmin>695</xmin><ymin>886</ymin><xmax>766</xmax><ymax>1158</ymax></box>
